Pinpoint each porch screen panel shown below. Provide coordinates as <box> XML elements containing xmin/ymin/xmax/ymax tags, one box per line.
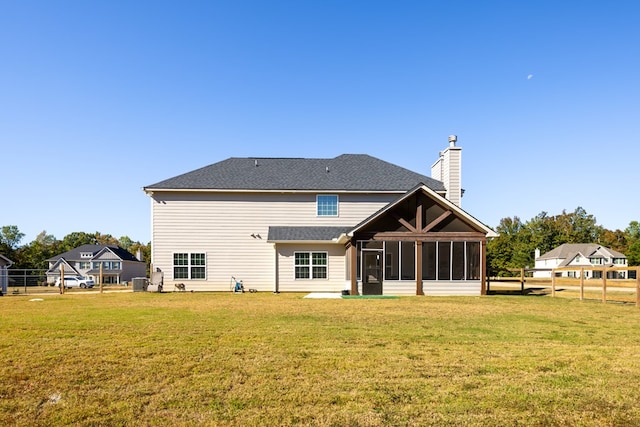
<box><xmin>401</xmin><ymin>241</ymin><xmax>415</xmax><ymax>280</ymax></box>
<box><xmin>452</xmin><ymin>242</ymin><xmax>465</xmax><ymax>280</ymax></box>
<box><xmin>385</xmin><ymin>241</ymin><xmax>399</xmax><ymax>280</ymax></box>
<box><xmin>466</xmin><ymin>242</ymin><xmax>480</xmax><ymax>280</ymax></box>
<box><xmin>422</xmin><ymin>241</ymin><xmax>436</xmax><ymax>280</ymax></box>
<box><xmin>438</xmin><ymin>242</ymin><xmax>451</xmax><ymax>280</ymax></box>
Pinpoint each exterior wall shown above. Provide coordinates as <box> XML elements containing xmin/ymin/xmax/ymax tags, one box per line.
<box><xmin>442</xmin><ymin>147</ymin><xmax>462</xmax><ymax>207</ymax></box>
<box><xmin>423</xmin><ymin>281</ymin><xmax>481</xmax><ymax>296</ymax></box>
<box><xmin>534</xmin><ymin>258</ymin><xmax>561</xmax><ymax>278</ymax></box>
<box><xmin>349</xmin><ymin>280</ymin><xmax>481</xmax><ymax>296</ymax></box>
<box><xmin>149</xmin><ymin>191</ymin><xmax>397</xmax><ymax>291</ymax></box>
<box><xmin>0</xmin><ymin>265</ymin><xmax>8</xmax><ymax>294</ymax></box>
<box><xmin>275</xmin><ymin>243</ymin><xmax>346</xmax><ymax>292</ymax></box>
<box><xmin>121</xmin><ymin>261</ymin><xmax>147</xmax><ymax>282</ymax></box>
<box><xmin>534</xmin><ymin>258</ymin><xmax>628</xmax><ymax>279</ymax></box>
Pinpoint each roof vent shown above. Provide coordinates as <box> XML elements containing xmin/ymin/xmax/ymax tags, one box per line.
<box><xmin>326</xmin><ymin>166</ymin><xmax>329</xmax><ymax>173</ymax></box>
<box><xmin>255</xmin><ymin>159</ymin><xmax>258</xmax><ymax>167</ymax></box>
<box><xmin>448</xmin><ymin>135</ymin><xmax>457</xmax><ymax>147</ymax></box>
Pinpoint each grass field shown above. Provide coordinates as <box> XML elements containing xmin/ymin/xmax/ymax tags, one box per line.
<box><xmin>2</xmin><ymin>292</ymin><xmax>640</xmax><ymax>426</ymax></box>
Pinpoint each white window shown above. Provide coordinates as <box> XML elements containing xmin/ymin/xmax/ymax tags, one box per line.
<box><xmin>295</xmin><ymin>252</ymin><xmax>327</xmax><ymax>279</ymax></box>
<box><xmin>173</xmin><ymin>252</ymin><xmax>206</xmax><ymax>280</ymax></box>
<box><xmin>316</xmin><ymin>195</ymin><xmax>338</xmax><ymax>217</ymax></box>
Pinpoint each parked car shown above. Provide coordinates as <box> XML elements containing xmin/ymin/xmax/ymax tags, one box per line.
<box><xmin>55</xmin><ymin>276</ymin><xmax>95</xmax><ymax>289</ymax></box>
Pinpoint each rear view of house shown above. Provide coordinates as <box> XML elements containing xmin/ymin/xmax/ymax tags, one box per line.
<box><xmin>143</xmin><ymin>137</ymin><xmax>496</xmax><ymax>295</ymax></box>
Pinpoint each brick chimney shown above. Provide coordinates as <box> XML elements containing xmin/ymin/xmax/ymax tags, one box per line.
<box><xmin>431</xmin><ymin>135</ymin><xmax>462</xmax><ymax>206</ymax></box>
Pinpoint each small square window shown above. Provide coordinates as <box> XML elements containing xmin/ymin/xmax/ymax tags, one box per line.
<box><xmin>317</xmin><ymin>195</ymin><xmax>338</xmax><ymax>217</ymax></box>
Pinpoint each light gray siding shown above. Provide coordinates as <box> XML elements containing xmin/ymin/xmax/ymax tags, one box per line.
<box><xmin>150</xmin><ymin>191</ymin><xmax>396</xmax><ymax>291</ymax></box>
<box><xmin>275</xmin><ymin>243</ymin><xmax>346</xmax><ymax>293</ymax></box>
<box><xmin>423</xmin><ymin>281</ymin><xmax>481</xmax><ymax>296</ymax></box>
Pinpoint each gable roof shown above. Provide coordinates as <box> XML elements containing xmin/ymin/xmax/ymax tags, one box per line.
<box><xmin>0</xmin><ymin>254</ymin><xmax>13</xmax><ymax>267</ymax></box>
<box><xmin>143</xmin><ymin>154</ymin><xmax>446</xmax><ymax>193</ymax></box>
<box><xmin>349</xmin><ymin>183</ymin><xmax>497</xmax><ymax>238</ymax></box>
<box><xmin>537</xmin><ymin>243</ymin><xmax>626</xmax><ymax>261</ymax></box>
<box><xmin>46</xmin><ymin>244</ymin><xmax>141</xmax><ymax>263</ymax></box>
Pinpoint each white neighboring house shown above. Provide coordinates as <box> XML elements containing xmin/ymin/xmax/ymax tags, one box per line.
<box><xmin>143</xmin><ymin>136</ymin><xmax>498</xmax><ymax>296</ymax></box>
<box><xmin>0</xmin><ymin>254</ymin><xmax>13</xmax><ymax>295</ymax></box>
<box><xmin>533</xmin><ymin>243</ymin><xmax>628</xmax><ymax>279</ymax></box>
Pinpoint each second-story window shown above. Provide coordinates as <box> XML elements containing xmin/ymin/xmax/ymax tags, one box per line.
<box><xmin>317</xmin><ymin>195</ymin><xmax>338</xmax><ymax>217</ymax></box>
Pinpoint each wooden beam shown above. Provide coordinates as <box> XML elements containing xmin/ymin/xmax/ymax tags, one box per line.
<box><xmin>422</xmin><ymin>210</ymin><xmax>452</xmax><ymax>233</ymax></box>
<box><xmin>368</xmin><ymin>231</ymin><xmax>486</xmax><ymax>241</ymax></box>
<box><xmin>481</xmin><ymin>241</ymin><xmax>487</xmax><ymax>295</ymax></box>
<box><xmin>350</xmin><ymin>243</ymin><xmax>358</xmax><ymax>296</ymax></box>
<box><xmin>390</xmin><ymin>212</ymin><xmax>417</xmax><ymax>232</ymax></box>
<box><xmin>416</xmin><ymin>204</ymin><xmax>423</xmax><ymax>232</ymax></box>
<box><xmin>416</xmin><ymin>241</ymin><xmax>423</xmax><ymax>295</ymax></box>
<box><xmin>636</xmin><ymin>267</ymin><xmax>640</xmax><ymax>308</ymax></box>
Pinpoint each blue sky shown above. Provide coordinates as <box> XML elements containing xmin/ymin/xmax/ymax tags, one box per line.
<box><xmin>2</xmin><ymin>1</ymin><xmax>639</xmax><ymax>245</ymax></box>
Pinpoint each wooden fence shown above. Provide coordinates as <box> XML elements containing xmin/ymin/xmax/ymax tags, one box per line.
<box><xmin>488</xmin><ymin>266</ymin><xmax>640</xmax><ymax>307</ymax></box>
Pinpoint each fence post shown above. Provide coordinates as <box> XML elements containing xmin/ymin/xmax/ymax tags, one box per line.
<box><xmin>100</xmin><ymin>263</ymin><xmax>104</xmax><ymax>294</ymax></box>
<box><xmin>60</xmin><ymin>264</ymin><xmax>65</xmax><ymax>294</ymax></box>
<box><xmin>580</xmin><ymin>267</ymin><xmax>584</xmax><ymax>301</ymax></box>
<box><xmin>636</xmin><ymin>267</ymin><xmax>640</xmax><ymax>308</ymax></box>
<box><xmin>520</xmin><ymin>268</ymin><xmax>525</xmax><ymax>295</ymax></box>
<box><xmin>602</xmin><ymin>268</ymin><xmax>607</xmax><ymax>304</ymax></box>
<box><xmin>551</xmin><ymin>269</ymin><xmax>556</xmax><ymax>297</ymax></box>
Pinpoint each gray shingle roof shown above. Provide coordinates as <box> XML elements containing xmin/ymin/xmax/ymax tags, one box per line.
<box><xmin>268</xmin><ymin>226</ymin><xmax>352</xmax><ymax>242</ymax></box>
<box><xmin>144</xmin><ymin>154</ymin><xmax>445</xmax><ymax>192</ymax></box>
<box><xmin>538</xmin><ymin>243</ymin><xmax>626</xmax><ymax>261</ymax></box>
<box><xmin>47</xmin><ymin>244</ymin><xmax>141</xmax><ymax>262</ymax></box>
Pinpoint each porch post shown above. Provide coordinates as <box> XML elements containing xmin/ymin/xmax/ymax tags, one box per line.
<box><xmin>349</xmin><ymin>243</ymin><xmax>358</xmax><ymax>296</ymax></box>
<box><xmin>416</xmin><ymin>240</ymin><xmax>423</xmax><ymax>295</ymax></box>
<box><xmin>480</xmin><ymin>240</ymin><xmax>487</xmax><ymax>295</ymax></box>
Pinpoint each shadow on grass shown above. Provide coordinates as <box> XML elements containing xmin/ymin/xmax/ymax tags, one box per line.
<box><xmin>487</xmin><ymin>287</ymin><xmax>551</xmax><ymax>297</ymax></box>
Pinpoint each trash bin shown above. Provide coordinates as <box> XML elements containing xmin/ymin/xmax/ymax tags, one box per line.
<box><xmin>132</xmin><ymin>277</ymin><xmax>147</xmax><ymax>292</ymax></box>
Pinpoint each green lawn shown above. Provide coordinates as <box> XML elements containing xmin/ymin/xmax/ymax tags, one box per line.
<box><xmin>2</xmin><ymin>292</ymin><xmax>640</xmax><ymax>426</ymax></box>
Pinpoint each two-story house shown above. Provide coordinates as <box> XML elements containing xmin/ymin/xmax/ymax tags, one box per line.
<box><xmin>143</xmin><ymin>136</ymin><xmax>497</xmax><ymax>296</ymax></box>
<box><xmin>46</xmin><ymin>244</ymin><xmax>147</xmax><ymax>285</ymax></box>
<box><xmin>533</xmin><ymin>243</ymin><xmax>628</xmax><ymax>279</ymax></box>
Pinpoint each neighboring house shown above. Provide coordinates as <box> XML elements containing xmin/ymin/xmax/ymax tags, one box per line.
<box><xmin>0</xmin><ymin>254</ymin><xmax>13</xmax><ymax>295</ymax></box>
<box><xmin>143</xmin><ymin>136</ymin><xmax>497</xmax><ymax>296</ymax></box>
<box><xmin>46</xmin><ymin>244</ymin><xmax>146</xmax><ymax>285</ymax></box>
<box><xmin>533</xmin><ymin>243</ymin><xmax>628</xmax><ymax>279</ymax></box>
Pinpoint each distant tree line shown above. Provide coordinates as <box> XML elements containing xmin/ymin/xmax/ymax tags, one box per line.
<box><xmin>487</xmin><ymin>207</ymin><xmax>640</xmax><ymax>276</ymax></box>
<box><xmin>2</xmin><ymin>206</ymin><xmax>639</xmax><ymax>277</ymax></box>
<box><xmin>0</xmin><ymin>225</ymin><xmax>150</xmax><ymax>270</ymax></box>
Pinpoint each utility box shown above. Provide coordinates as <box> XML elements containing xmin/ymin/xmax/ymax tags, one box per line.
<box><xmin>132</xmin><ymin>277</ymin><xmax>147</xmax><ymax>292</ymax></box>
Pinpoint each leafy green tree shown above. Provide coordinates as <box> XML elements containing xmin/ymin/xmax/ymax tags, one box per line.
<box><xmin>0</xmin><ymin>225</ymin><xmax>25</xmax><ymax>261</ymax></box>
<box><xmin>14</xmin><ymin>231</ymin><xmax>58</xmax><ymax>269</ymax></box>
<box><xmin>95</xmin><ymin>232</ymin><xmax>118</xmax><ymax>246</ymax></box>
<box><xmin>487</xmin><ymin>216</ymin><xmax>527</xmax><ymax>276</ymax></box>
<box><xmin>599</xmin><ymin>229</ymin><xmax>628</xmax><ymax>254</ymax></box>
<box><xmin>58</xmin><ymin>232</ymin><xmax>97</xmax><ymax>253</ymax></box>
<box><xmin>626</xmin><ymin>221</ymin><xmax>640</xmax><ymax>243</ymax></box>
<box><xmin>627</xmin><ymin>241</ymin><xmax>640</xmax><ymax>266</ymax></box>
<box><xmin>118</xmin><ymin>236</ymin><xmax>134</xmax><ymax>250</ymax></box>
<box><xmin>0</xmin><ymin>225</ymin><xmax>25</xmax><ymax>251</ymax></box>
